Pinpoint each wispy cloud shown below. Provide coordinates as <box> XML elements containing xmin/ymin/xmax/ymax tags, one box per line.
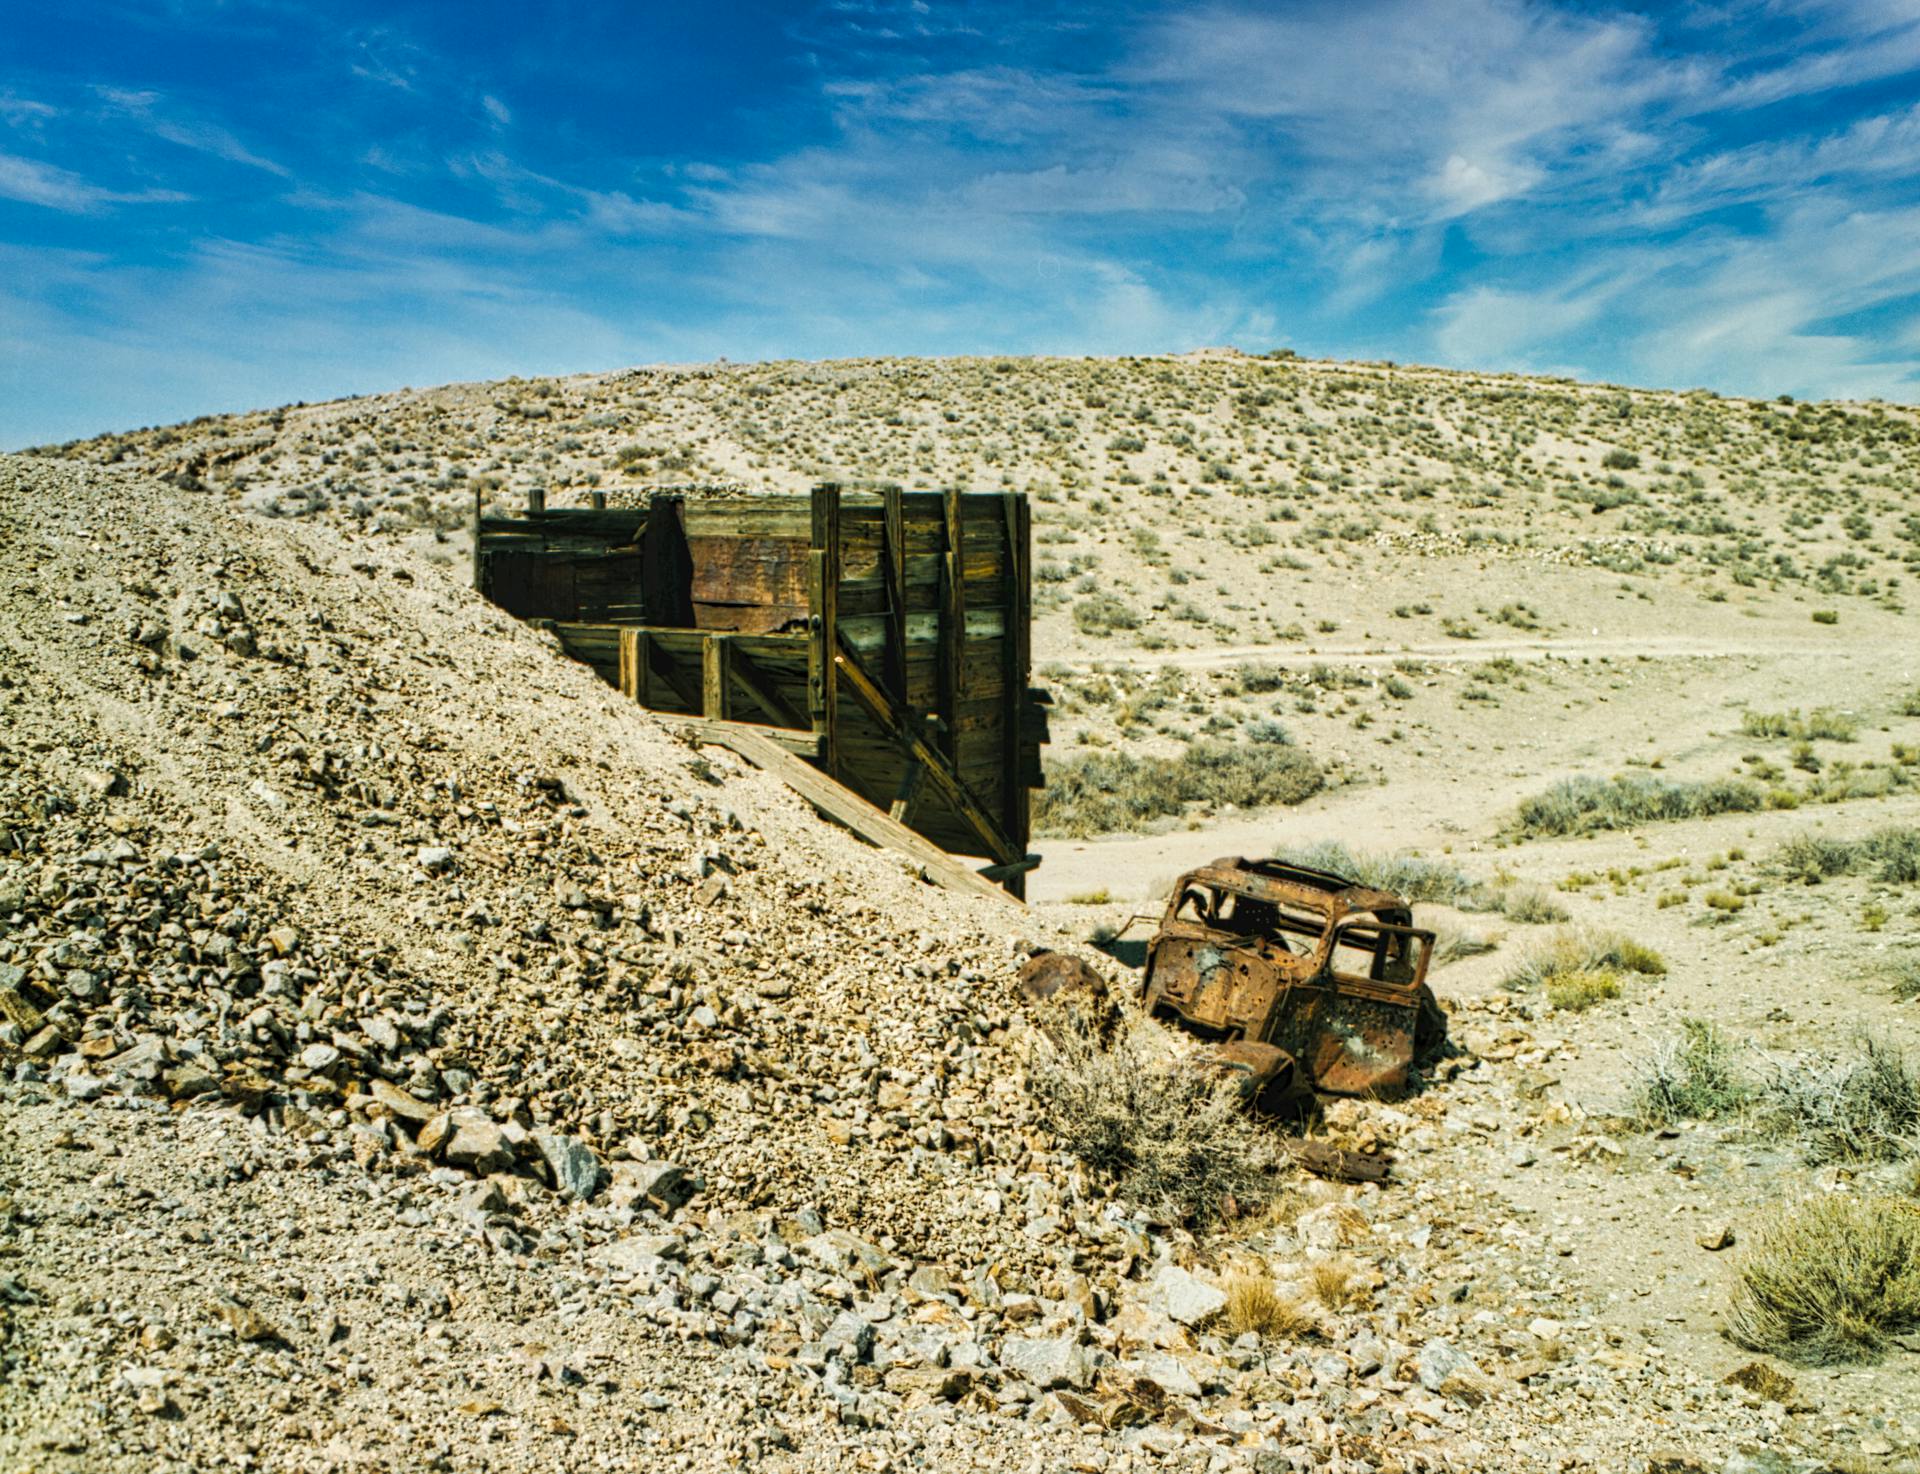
<box><xmin>98</xmin><ymin>87</ymin><xmax>290</xmax><ymax>175</ymax></box>
<box><xmin>5</xmin><ymin>0</ymin><xmax>1920</xmax><ymax>446</ymax></box>
<box><xmin>0</xmin><ymin>151</ymin><xmax>188</xmax><ymax>212</ymax></box>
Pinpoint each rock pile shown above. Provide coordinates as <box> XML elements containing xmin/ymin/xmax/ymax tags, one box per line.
<box><xmin>0</xmin><ymin>458</ymin><xmax>1811</xmax><ymax>1472</ymax></box>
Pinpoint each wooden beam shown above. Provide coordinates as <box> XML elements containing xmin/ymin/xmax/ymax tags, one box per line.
<box><xmin>470</xmin><ymin>488</ymin><xmax>484</xmax><ymax>592</ymax></box>
<box><xmin>618</xmin><ymin>626</ymin><xmax>639</xmax><ymax>699</ymax></box>
<box><xmin>977</xmin><ymin>854</ymin><xmax>1042</xmax><ymax>882</ymax></box>
<box><xmin>832</xmin><ymin>633</ymin><xmax>1020</xmax><ymax>866</ymax></box>
<box><xmin>939</xmin><ymin>487</ymin><xmax>965</xmax><ymax>763</ymax></box>
<box><xmin>726</xmin><ymin>646</ymin><xmax>808</xmax><ymax>731</ymax></box>
<box><xmin>664</xmin><ymin>717</ymin><xmax>1009</xmax><ymax>903</ymax></box>
<box><xmin>702</xmin><ymin>634</ymin><xmax>730</xmax><ymax>720</ymax></box>
<box><xmin>889</xmin><ymin>759</ymin><xmax>925</xmax><ymax>824</ymax></box>
<box><xmin>1002</xmin><ymin>492</ymin><xmax>1033</xmax><ymax>900</ymax></box>
<box><xmin>640</xmin><ymin>634</ymin><xmax>701</xmax><ymax>712</ymax></box>
<box><xmin>882</xmin><ymin>486</ymin><xmax>907</xmax><ymax>705</ymax></box>
<box><xmin>653</xmin><ymin>713</ymin><xmax>821</xmax><ymax>760</ymax></box>
<box><xmin>527</xmin><ymin>486</ymin><xmax>546</xmax><ymax>515</ymax></box>
<box><xmin>809</xmin><ymin>485</ymin><xmax>842</xmax><ymax>783</ymax></box>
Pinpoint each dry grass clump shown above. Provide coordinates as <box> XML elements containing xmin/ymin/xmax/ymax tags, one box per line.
<box><xmin>1503</xmin><ymin>928</ymin><xmax>1666</xmax><ymax>1011</ymax></box>
<box><xmin>1888</xmin><ymin>954</ymin><xmax>1920</xmax><ymax>1002</ymax></box>
<box><xmin>1307</xmin><ymin>1258</ymin><xmax>1368</xmax><ymax>1310</ymax></box>
<box><xmin>1223</xmin><ymin>1274</ymin><xmax>1319</xmax><ymax>1340</ymax></box>
<box><xmin>1727</xmin><ymin>1195</ymin><xmax>1920</xmax><ymax>1364</ymax></box>
<box><xmin>1431</xmin><ymin>924</ymin><xmax>1499</xmax><ymax>967</ymax></box>
<box><xmin>1544</xmin><ymin>968</ymin><xmax>1621</xmax><ymax>1012</ymax></box>
<box><xmin>1514</xmin><ymin>773</ymin><xmax>1764</xmax><ymax>836</ymax></box>
<box><xmin>1489</xmin><ymin>883</ymin><xmax>1570</xmax><ymax>924</ymax></box>
<box><xmin>1026</xmin><ymin>1023</ymin><xmax>1281</xmax><ymax>1226</ymax></box>
<box><xmin>1759</xmin><ymin>1033</ymin><xmax>1920</xmax><ymax>1164</ymax></box>
<box><xmin>1036</xmin><ymin>741</ymin><xmax>1322</xmax><ymax>838</ymax></box>
<box><xmin>1633</xmin><ymin>1017</ymin><xmax>1753</xmax><ymax>1124</ymax></box>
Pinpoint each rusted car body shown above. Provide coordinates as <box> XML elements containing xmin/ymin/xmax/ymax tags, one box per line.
<box><xmin>1141</xmin><ymin>857</ymin><xmax>1445</xmax><ymax>1110</ymax></box>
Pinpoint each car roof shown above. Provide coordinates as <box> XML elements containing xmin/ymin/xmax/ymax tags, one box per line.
<box><xmin>1178</xmin><ymin>855</ymin><xmax>1409</xmax><ymax>921</ymax></box>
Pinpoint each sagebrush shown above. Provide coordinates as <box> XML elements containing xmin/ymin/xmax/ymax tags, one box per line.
<box><xmin>1727</xmin><ymin>1195</ymin><xmax>1920</xmax><ymax>1364</ymax></box>
<box><xmin>1026</xmin><ymin>1024</ymin><xmax>1281</xmax><ymax>1225</ymax></box>
<box><xmin>1037</xmin><ymin>741</ymin><xmax>1322</xmax><ymax>838</ymax></box>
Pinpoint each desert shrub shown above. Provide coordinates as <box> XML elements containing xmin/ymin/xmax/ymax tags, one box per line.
<box><xmin>1601</xmin><ymin>448</ymin><xmax>1641</xmax><ymax>470</ymax></box>
<box><xmin>1759</xmin><ymin>1034</ymin><xmax>1920</xmax><ymax>1164</ymax></box>
<box><xmin>1490</xmin><ymin>884</ymin><xmax>1571</xmax><ymax>924</ymax></box>
<box><xmin>1740</xmin><ymin>708</ymin><xmax>1858</xmax><ymax>742</ymax></box>
<box><xmin>1887</xmin><ymin>955</ymin><xmax>1920</xmax><ymax>1002</ymax></box>
<box><xmin>1776</xmin><ymin>826</ymin><xmax>1920</xmax><ymax>884</ymax></box>
<box><xmin>1898</xmin><ymin>687</ymin><xmax>1920</xmax><ymax>718</ymax></box>
<box><xmin>1269</xmin><ymin>840</ymin><xmax>1487</xmax><ymax>907</ymax></box>
<box><xmin>1074</xmin><ymin>592</ymin><xmax>1141</xmax><ymax>635</ymax></box>
<box><xmin>1778</xmin><ymin>831</ymin><xmax>1859</xmax><ymax>883</ymax></box>
<box><xmin>1026</xmin><ymin>1026</ymin><xmax>1280</xmax><ymax>1225</ymax></box>
<box><xmin>1036</xmin><ymin>743</ymin><xmax>1322</xmax><ymax>838</ymax></box>
<box><xmin>1514</xmin><ymin>773</ymin><xmax>1764</xmax><ymax>836</ymax></box>
<box><xmin>1224</xmin><ymin>1274</ymin><xmax>1317</xmax><ymax>1340</ymax></box>
<box><xmin>1871</xmin><ymin>827</ymin><xmax>1920</xmax><ymax>884</ymax></box>
<box><xmin>1633</xmin><ymin>1018</ymin><xmax>1753</xmax><ymax>1124</ymax></box>
<box><xmin>1431</xmin><ymin>924</ymin><xmax>1499</xmax><ymax>966</ymax></box>
<box><xmin>1545</xmin><ymin>969</ymin><xmax>1620</xmax><ymax>1011</ymax></box>
<box><xmin>1726</xmin><ymin>1195</ymin><xmax>1920</xmax><ymax>1364</ymax></box>
<box><xmin>1503</xmin><ymin>928</ymin><xmax>1665</xmax><ymax>997</ymax></box>
<box><xmin>1237</xmin><ymin>661</ymin><xmax>1290</xmax><ymax>693</ymax></box>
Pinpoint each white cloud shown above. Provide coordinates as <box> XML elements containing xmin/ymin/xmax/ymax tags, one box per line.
<box><xmin>0</xmin><ymin>151</ymin><xmax>188</xmax><ymax>212</ymax></box>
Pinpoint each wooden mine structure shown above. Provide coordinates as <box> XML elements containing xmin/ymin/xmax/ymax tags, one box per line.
<box><xmin>473</xmin><ymin>486</ymin><xmax>1047</xmax><ymax>898</ymax></box>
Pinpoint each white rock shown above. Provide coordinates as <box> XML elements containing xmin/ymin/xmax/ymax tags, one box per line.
<box><xmin>1147</xmin><ymin>1263</ymin><xmax>1227</xmax><ymax>1328</ymax></box>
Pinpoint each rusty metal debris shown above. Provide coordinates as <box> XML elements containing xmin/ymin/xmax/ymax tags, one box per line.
<box><xmin>1142</xmin><ymin>856</ymin><xmax>1447</xmax><ymax>1110</ymax></box>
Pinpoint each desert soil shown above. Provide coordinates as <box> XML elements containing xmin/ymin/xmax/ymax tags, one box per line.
<box><xmin>5</xmin><ymin>351</ymin><xmax>1920</xmax><ymax>1473</ymax></box>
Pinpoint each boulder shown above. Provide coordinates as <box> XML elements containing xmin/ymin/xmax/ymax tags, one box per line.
<box><xmin>1147</xmin><ymin>1263</ymin><xmax>1227</xmax><ymax>1328</ymax></box>
<box><xmin>532</xmin><ymin>1130</ymin><xmax>606</xmax><ymax>1200</ymax></box>
<box><xmin>999</xmin><ymin>1335</ymin><xmax>1096</xmax><ymax>1391</ymax></box>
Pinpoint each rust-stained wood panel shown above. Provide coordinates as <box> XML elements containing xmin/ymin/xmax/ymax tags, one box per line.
<box><xmin>476</xmin><ymin>488</ymin><xmax>1039</xmax><ymax>896</ymax></box>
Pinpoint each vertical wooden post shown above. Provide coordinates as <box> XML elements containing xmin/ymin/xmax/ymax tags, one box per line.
<box><xmin>882</xmin><ymin>486</ymin><xmax>907</xmax><ymax>706</ymax></box>
<box><xmin>939</xmin><ymin>488</ymin><xmax>966</xmax><ymax>765</ymax></box>
<box><xmin>470</xmin><ymin>488</ymin><xmax>484</xmax><ymax>592</ymax></box>
<box><xmin>702</xmin><ymin>634</ymin><xmax>730</xmax><ymax>720</ymax></box>
<box><xmin>527</xmin><ymin>486</ymin><xmax>546</xmax><ymax>515</ymax></box>
<box><xmin>589</xmin><ymin>490</ymin><xmax>607</xmax><ymax>511</ymax></box>
<box><xmin>1001</xmin><ymin>493</ymin><xmax>1032</xmax><ymax>901</ymax></box>
<box><xmin>809</xmin><ymin>485</ymin><xmax>842</xmax><ymax>781</ymax></box>
<box><xmin>634</xmin><ymin>628</ymin><xmax>651</xmax><ymax>707</ymax></box>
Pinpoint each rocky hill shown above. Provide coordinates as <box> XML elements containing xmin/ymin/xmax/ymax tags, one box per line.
<box><xmin>5</xmin><ymin>351</ymin><xmax>1920</xmax><ymax>1472</ymax></box>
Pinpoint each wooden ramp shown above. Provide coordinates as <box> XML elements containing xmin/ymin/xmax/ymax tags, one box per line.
<box><xmin>656</xmin><ymin>714</ymin><xmax>1014</xmax><ymax>903</ymax></box>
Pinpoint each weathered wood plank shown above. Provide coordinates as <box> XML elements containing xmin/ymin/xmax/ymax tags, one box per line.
<box><xmin>661</xmin><ymin>717</ymin><xmax>1009</xmax><ymax>902</ymax></box>
<box><xmin>810</xmin><ymin>485</ymin><xmax>842</xmax><ymax>784</ymax></box>
<box><xmin>834</xmin><ymin>633</ymin><xmax>1018</xmax><ymax>866</ymax></box>
<box><xmin>1002</xmin><ymin>491</ymin><xmax>1032</xmax><ymax>899</ymax></box>
<box><xmin>939</xmin><ymin>488</ymin><xmax>969</xmax><ymax>770</ymax></box>
<box><xmin>653</xmin><ymin>713</ymin><xmax>821</xmax><ymax>759</ymax></box>
<box><xmin>702</xmin><ymin>634</ymin><xmax>729</xmax><ymax>720</ymax></box>
<box><xmin>726</xmin><ymin>645</ymin><xmax>808</xmax><ymax>730</ymax></box>
<box><xmin>882</xmin><ymin>485</ymin><xmax>907</xmax><ymax>705</ymax></box>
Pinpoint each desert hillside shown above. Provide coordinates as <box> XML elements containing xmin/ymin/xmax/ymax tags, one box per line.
<box><xmin>6</xmin><ymin>353</ymin><xmax>1920</xmax><ymax>1473</ymax></box>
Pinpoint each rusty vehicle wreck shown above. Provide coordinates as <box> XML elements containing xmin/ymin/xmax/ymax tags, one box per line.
<box><xmin>1141</xmin><ymin>857</ymin><xmax>1448</xmax><ymax>1116</ymax></box>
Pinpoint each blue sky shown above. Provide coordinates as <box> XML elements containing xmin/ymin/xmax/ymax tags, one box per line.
<box><xmin>5</xmin><ymin>1</ymin><xmax>1920</xmax><ymax>446</ymax></box>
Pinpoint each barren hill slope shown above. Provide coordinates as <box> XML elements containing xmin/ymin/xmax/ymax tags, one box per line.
<box><xmin>6</xmin><ymin>351</ymin><xmax>1920</xmax><ymax>1473</ymax></box>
